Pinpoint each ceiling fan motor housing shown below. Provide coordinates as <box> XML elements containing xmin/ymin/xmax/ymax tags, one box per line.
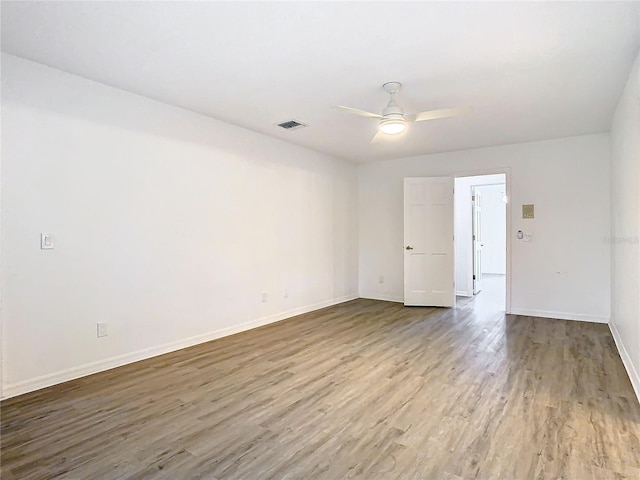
<box><xmin>380</xmin><ymin>91</ymin><xmax>407</xmax><ymax>134</ymax></box>
<box><xmin>383</xmin><ymin>97</ymin><xmax>404</xmax><ymax>117</ymax></box>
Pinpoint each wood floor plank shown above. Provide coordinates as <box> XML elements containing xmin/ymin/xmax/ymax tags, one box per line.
<box><xmin>2</xmin><ymin>276</ymin><xmax>639</xmax><ymax>479</ymax></box>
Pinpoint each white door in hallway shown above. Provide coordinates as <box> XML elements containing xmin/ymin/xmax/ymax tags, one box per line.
<box><xmin>403</xmin><ymin>177</ymin><xmax>455</xmax><ymax>307</ymax></box>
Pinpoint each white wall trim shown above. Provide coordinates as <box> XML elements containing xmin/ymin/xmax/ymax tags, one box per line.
<box><xmin>509</xmin><ymin>308</ymin><xmax>609</xmax><ymax>324</ymax></box>
<box><xmin>609</xmin><ymin>320</ymin><xmax>640</xmax><ymax>404</ymax></box>
<box><xmin>1</xmin><ymin>294</ymin><xmax>358</xmax><ymax>400</ymax></box>
<box><xmin>360</xmin><ymin>294</ymin><xmax>404</xmax><ymax>304</ymax></box>
<box><xmin>456</xmin><ymin>290</ymin><xmax>473</xmax><ymax>297</ymax></box>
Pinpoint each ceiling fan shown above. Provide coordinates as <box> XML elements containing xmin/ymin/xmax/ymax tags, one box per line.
<box><xmin>335</xmin><ymin>82</ymin><xmax>472</xmax><ymax>143</ymax></box>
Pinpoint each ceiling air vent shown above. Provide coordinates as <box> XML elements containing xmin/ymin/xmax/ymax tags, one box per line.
<box><xmin>276</xmin><ymin>120</ymin><xmax>307</xmax><ymax>130</ymax></box>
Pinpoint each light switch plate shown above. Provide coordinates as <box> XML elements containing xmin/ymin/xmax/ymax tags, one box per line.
<box><xmin>40</xmin><ymin>233</ymin><xmax>54</xmax><ymax>250</ymax></box>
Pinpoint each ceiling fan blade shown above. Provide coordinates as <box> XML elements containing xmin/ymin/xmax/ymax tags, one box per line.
<box><xmin>370</xmin><ymin>130</ymin><xmax>386</xmax><ymax>144</ymax></box>
<box><xmin>335</xmin><ymin>105</ymin><xmax>383</xmax><ymax>119</ymax></box>
<box><xmin>407</xmin><ymin>107</ymin><xmax>473</xmax><ymax>123</ymax></box>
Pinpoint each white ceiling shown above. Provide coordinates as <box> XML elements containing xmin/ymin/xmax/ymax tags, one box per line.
<box><xmin>2</xmin><ymin>1</ymin><xmax>639</xmax><ymax>163</ymax></box>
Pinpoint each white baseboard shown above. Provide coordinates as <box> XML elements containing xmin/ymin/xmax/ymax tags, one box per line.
<box><xmin>509</xmin><ymin>308</ymin><xmax>609</xmax><ymax>324</ymax></box>
<box><xmin>609</xmin><ymin>320</ymin><xmax>640</xmax><ymax>404</ymax></box>
<box><xmin>456</xmin><ymin>290</ymin><xmax>472</xmax><ymax>297</ymax></box>
<box><xmin>359</xmin><ymin>294</ymin><xmax>404</xmax><ymax>303</ymax></box>
<box><xmin>2</xmin><ymin>294</ymin><xmax>358</xmax><ymax>400</ymax></box>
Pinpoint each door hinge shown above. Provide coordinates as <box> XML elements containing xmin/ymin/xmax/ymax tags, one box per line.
<box><xmin>472</xmin><ymin>195</ymin><xmax>475</xmax><ymax>201</ymax></box>
<box><xmin>473</xmin><ymin>274</ymin><xmax>476</xmax><ymax>280</ymax></box>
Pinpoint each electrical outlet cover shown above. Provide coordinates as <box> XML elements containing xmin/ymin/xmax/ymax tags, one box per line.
<box><xmin>97</xmin><ymin>322</ymin><xmax>108</xmax><ymax>337</ymax></box>
<box><xmin>40</xmin><ymin>233</ymin><xmax>54</xmax><ymax>250</ymax></box>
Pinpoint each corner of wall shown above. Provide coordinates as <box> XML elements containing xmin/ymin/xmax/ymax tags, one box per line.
<box><xmin>609</xmin><ymin>319</ymin><xmax>640</xmax><ymax>404</ymax></box>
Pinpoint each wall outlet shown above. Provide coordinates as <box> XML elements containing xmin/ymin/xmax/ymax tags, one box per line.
<box><xmin>97</xmin><ymin>322</ymin><xmax>108</xmax><ymax>338</ymax></box>
<box><xmin>261</xmin><ymin>292</ymin><xmax>268</xmax><ymax>303</ymax></box>
<box><xmin>283</xmin><ymin>288</ymin><xmax>289</xmax><ymax>298</ymax></box>
<box><xmin>40</xmin><ymin>233</ymin><xmax>54</xmax><ymax>250</ymax></box>
<box><xmin>378</xmin><ymin>275</ymin><xmax>384</xmax><ymax>284</ymax></box>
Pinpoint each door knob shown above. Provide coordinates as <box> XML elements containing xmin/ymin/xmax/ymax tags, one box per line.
<box><xmin>405</xmin><ymin>245</ymin><xmax>414</xmax><ymax>250</ymax></box>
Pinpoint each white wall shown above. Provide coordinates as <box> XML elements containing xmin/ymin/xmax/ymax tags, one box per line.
<box><xmin>359</xmin><ymin>134</ymin><xmax>611</xmax><ymax>323</ymax></box>
<box><xmin>609</xmin><ymin>49</ymin><xmax>640</xmax><ymax>401</ymax></box>
<box><xmin>478</xmin><ymin>184</ymin><xmax>507</xmax><ymax>275</ymax></box>
<box><xmin>454</xmin><ymin>174</ymin><xmax>505</xmax><ymax>297</ymax></box>
<box><xmin>1</xmin><ymin>54</ymin><xmax>359</xmax><ymax>398</ymax></box>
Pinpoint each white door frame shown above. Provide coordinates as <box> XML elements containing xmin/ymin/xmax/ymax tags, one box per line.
<box><xmin>454</xmin><ymin>167</ymin><xmax>511</xmax><ymax>314</ymax></box>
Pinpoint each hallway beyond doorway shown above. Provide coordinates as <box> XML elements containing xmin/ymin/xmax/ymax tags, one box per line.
<box><xmin>458</xmin><ymin>273</ymin><xmax>505</xmax><ymax>312</ymax></box>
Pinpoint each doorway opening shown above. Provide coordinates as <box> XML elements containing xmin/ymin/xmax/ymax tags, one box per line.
<box><xmin>454</xmin><ymin>174</ymin><xmax>508</xmax><ymax>311</ymax></box>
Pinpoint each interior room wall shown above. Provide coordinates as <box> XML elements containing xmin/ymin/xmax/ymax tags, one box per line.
<box><xmin>358</xmin><ymin>134</ymin><xmax>611</xmax><ymax>323</ymax></box>
<box><xmin>454</xmin><ymin>174</ymin><xmax>505</xmax><ymax>297</ymax></box>
<box><xmin>1</xmin><ymin>54</ymin><xmax>359</xmax><ymax>398</ymax></box>
<box><xmin>478</xmin><ymin>184</ymin><xmax>507</xmax><ymax>275</ymax></box>
<box><xmin>609</xmin><ymin>49</ymin><xmax>640</xmax><ymax>400</ymax></box>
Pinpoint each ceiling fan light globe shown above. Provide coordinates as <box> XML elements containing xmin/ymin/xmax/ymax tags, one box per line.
<box><xmin>379</xmin><ymin>119</ymin><xmax>407</xmax><ymax>135</ymax></box>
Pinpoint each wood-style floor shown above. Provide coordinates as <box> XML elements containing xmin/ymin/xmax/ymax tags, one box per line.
<box><xmin>2</xmin><ymin>276</ymin><xmax>639</xmax><ymax>479</ymax></box>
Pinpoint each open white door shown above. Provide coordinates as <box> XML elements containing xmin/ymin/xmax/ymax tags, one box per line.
<box><xmin>404</xmin><ymin>177</ymin><xmax>455</xmax><ymax>307</ymax></box>
<box><xmin>472</xmin><ymin>188</ymin><xmax>483</xmax><ymax>294</ymax></box>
